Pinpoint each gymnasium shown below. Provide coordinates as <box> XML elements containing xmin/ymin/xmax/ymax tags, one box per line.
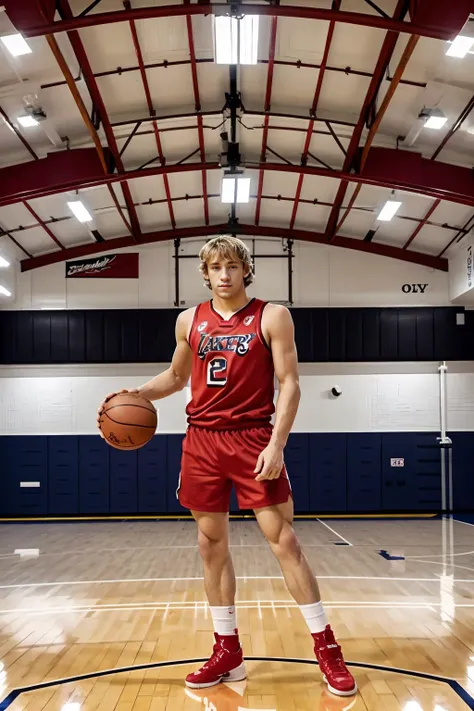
<box><xmin>1</xmin><ymin>0</ymin><xmax>474</xmax><ymax>709</ymax></box>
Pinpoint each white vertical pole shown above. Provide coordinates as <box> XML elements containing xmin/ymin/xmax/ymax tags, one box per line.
<box><xmin>438</xmin><ymin>362</ymin><xmax>448</xmax><ymax>513</ymax></box>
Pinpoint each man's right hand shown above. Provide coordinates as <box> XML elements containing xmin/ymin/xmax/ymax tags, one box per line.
<box><xmin>97</xmin><ymin>388</ymin><xmax>139</xmax><ymax>437</ymax></box>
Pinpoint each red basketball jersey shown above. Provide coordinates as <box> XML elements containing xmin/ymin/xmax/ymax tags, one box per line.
<box><xmin>186</xmin><ymin>298</ymin><xmax>275</xmax><ymax>429</ymax></box>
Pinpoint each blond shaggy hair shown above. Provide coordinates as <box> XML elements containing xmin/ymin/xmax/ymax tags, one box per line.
<box><xmin>199</xmin><ymin>235</ymin><xmax>255</xmax><ymax>289</ymax></box>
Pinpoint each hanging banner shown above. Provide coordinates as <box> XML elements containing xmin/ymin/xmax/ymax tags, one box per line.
<box><xmin>65</xmin><ymin>253</ymin><xmax>139</xmax><ymax>278</ymax></box>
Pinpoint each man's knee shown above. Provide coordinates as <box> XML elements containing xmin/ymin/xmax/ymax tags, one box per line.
<box><xmin>193</xmin><ymin>511</ymin><xmax>229</xmax><ymax>562</ymax></box>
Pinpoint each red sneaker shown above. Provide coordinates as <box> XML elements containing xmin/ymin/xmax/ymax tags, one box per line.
<box><xmin>185</xmin><ymin>633</ymin><xmax>247</xmax><ymax>689</ymax></box>
<box><xmin>312</xmin><ymin>626</ymin><xmax>357</xmax><ymax>697</ymax></box>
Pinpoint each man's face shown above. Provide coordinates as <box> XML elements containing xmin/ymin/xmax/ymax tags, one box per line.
<box><xmin>206</xmin><ymin>253</ymin><xmax>248</xmax><ymax>299</ymax></box>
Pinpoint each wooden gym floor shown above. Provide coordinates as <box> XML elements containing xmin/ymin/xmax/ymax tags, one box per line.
<box><xmin>0</xmin><ymin>517</ymin><xmax>473</xmax><ymax>710</ymax></box>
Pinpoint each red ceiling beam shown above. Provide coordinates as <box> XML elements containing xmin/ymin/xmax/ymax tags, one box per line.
<box><xmin>408</xmin><ymin>0</ymin><xmax>473</xmax><ymax>36</ymax></box>
<box><xmin>4</xmin><ymin>192</ymin><xmax>461</xmax><ymax>235</ymax></box>
<box><xmin>185</xmin><ymin>15</ymin><xmax>209</xmax><ymax>226</ymax></box>
<box><xmin>21</xmin><ymin>4</ymin><xmax>467</xmax><ymax>41</ymax></box>
<box><xmin>324</xmin><ymin>0</ymin><xmax>408</xmax><ymax>240</ymax></box>
<box><xmin>290</xmin><ymin>0</ymin><xmax>341</xmax><ymax>231</ymax></box>
<box><xmin>128</xmin><ymin>16</ymin><xmax>176</xmax><ymax>229</ymax></box>
<box><xmin>255</xmin><ymin>17</ymin><xmax>278</xmax><ymax>227</ymax></box>
<box><xmin>0</xmin><ymin>148</ymin><xmax>109</xmax><ymax>205</ymax></box>
<box><xmin>41</xmin><ymin>57</ymin><xmax>426</xmax><ymax>92</ymax></box>
<box><xmin>397</xmin><ymin>94</ymin><xmax>474</xmax><ymax>253</ymax></box>
<box><xmin>0</xmin><ymin>106</ymin><xmax>39</xmax><ymax>161</ymax></box>
<box><xmin>2</xmin><ymin>149</ymin><xmax>474</xmax><ymax>209</ymax></box>
<box><xmin>55</xmin><ymin>0</ymin><xmax>141</xmax><ymax>239</ymax></box>
<box><xmin>431</xmin><ymin>93</ymin><xmax>474</xmax><ymax>161</ymax></box>
<box><xmin>22</xmin><ymin>201</ymin><xmax>65</xmax><ymax>250</ymax></box>
<box><xmin>403</xmin><ymin>199</ymin><xmax>441</xmax><ymax>250</ymax></box>
<box><xmin>20</xmin><ymin>222</ymin><xmax>448</xmax><ymax>273</ymax></box>
<box><xmin>111</xmin><ymin>109</ymin><xmax>357</xmax><ymax>131</ymax></box>
<box><xmin>332</xmin><ymin>32</ymin><xmax>419</xmax><ymax>237</ymax></box>
<box><xmin>438</xmin><ymin>212</ymin><xmax>474</xmax><ymax>258</ymax></box>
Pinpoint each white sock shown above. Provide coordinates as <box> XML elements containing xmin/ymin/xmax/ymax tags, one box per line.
<box><xmin>299</xmin><ymin>601</ymin><xmax>328</xmax><ymax>634</ymax></box>
<box><xmin>209</xmin><ymin>605</ymin><xmax>237</xmax><ymax>636</ymax></box>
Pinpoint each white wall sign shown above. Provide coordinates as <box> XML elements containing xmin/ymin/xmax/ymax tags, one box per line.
<box><xmin>390</xmin><ymin>458</ymin><xmax>405</xmax><ymax>467</ymax></box>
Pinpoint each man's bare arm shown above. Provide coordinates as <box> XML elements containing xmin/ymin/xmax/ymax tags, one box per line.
<box><xmin>254</xmin><ymin>305</ymin><xmax>301</xmax><ymax>480</ymax></box>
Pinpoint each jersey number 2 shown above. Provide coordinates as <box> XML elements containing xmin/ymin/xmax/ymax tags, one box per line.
<box><xmin>207</xmin><ymin>357</ymin><xmax>227</xmax><ymax>387</ymax></box>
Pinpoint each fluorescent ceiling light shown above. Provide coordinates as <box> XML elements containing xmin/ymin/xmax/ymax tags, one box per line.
<box><xmin>221</xmin><ymin>176</ymin><xmax>237</xmax><ymax>203</ymax></box>
<box><xmin>67</xmin><ymin>200</ymin><xmax>93</xmax><ymax>223</ymax></box>
<box><xmin>424</xmin><ymin>114</ymin><xmax>448</xmax><ymax>130</ymax></box>
<box><xmin>377</xmin><ymin>200</ymin><xmax>402</xmax><ymax>222</ymax></box>
<box><xmin>221</xmin><ymin>176</ymin><xmax>251</xmax><ymax>203</ymax></box>
<box><xmin>214</xmin><ymin>15</ymin><xmax>259</xmax><ymax>65</ymax></box>
<box><xmin>239</xmin><ymin>16</ymin><xmax>259</xmax><ymax>65</ymax></box>
<box><xmin>17</xmin><ymin>115</ymin><xmax>38</xmax><ymax>128</ymax></box>
<box><xmin>0</xmin><ymin>256</ymin><xmax>10</xmax><ymax>267</ymax></box>
<box><xmin>214</xmin><ymin>16</ymin><xmax>238</xmax><ymax>64</ymax></box>
<box><xmin>0</xmin><ymin>34</ymin><xmax>32</xmax><ymax>57</ymax></box>
<box><xmin>236</xmin><ymin>176</ymin><xmax>251</xmax><ymax>203</ymax></box>
<box><xmin>0</xmin><ymin>285</ymin><xmax>12</xmax><ymax>297</ymax></box>
<box><xmin>446</xmin><ymin>35</ymin><xmax>474</xmax><ymax>58</ymax></box>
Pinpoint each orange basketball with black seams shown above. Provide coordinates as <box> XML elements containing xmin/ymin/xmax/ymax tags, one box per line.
<box><xmin>99</xmin><ymin>392</ymin><xmax>158</xmax><ymax>450</ymax></box>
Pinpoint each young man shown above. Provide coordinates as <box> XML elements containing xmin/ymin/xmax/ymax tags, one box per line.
<box><xmin>97</xmin><ymin>236</ymin><xmax>356</xmax><ymax>697</ymax></box>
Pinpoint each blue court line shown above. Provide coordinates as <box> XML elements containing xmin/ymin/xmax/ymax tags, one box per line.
<box><xmin>379</xmin><ymin>550</ymin><xmax>406</xmax><ymax>561</ymax></box>
<box><xmin>0</xmin><ymin>656</ymin><xmax>472</xmax><ymax>710</ymax></box>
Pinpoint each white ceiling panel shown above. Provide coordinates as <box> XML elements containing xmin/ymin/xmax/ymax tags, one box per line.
<box><xmin>300</xmin><ymin>174</ymin><xmax>341</xmax><ymax>203</ymax></box>
<box><xmin>259</xmin><ymin>199</ymin><xmax>293</xmax><ymax>228</ymax></box>
<box><xmin>407</xmin><ymin>224</ymin><xmax>452</xmax><ymax>256</ymax></box>
<box><xmin>136</xmin><ymin>203</ymin><xmax>173</xmax><ymax>231</ymax></box>
<box><xmin>293</xmin><ymin>202</ymin><xmax>332</xmax><ymax>233</ymax></box>
<box><xmin>128</xmin><ymin>175</ymin><xmax>168</xmax><ymax>203</ymax></box>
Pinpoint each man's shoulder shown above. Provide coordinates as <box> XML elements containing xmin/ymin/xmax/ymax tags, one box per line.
<box><xmin>262</xmin><ymin>303</ymin><xmax>291</xmax><ymax>318</ymax></box>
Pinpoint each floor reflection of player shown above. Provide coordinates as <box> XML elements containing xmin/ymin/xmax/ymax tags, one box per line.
<box><xmin>184</xmin><ymin>680</ymin><xmax>358</xmax><ymax>711</ymax></box>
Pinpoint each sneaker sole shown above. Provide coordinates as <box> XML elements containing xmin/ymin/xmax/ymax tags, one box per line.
<box><xmin>323</xmin><ymin>675</ymin><xmax>358</xmax><ymax>697</ymax></box>
<box><xmin>185</xmin><ymin>663</ymin><xmax>247</xmax><ymax>689</ymax></box>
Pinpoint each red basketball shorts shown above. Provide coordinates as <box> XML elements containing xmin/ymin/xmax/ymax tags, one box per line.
<box><xmin>177</xmin><ymin>426</ymin><xmax>292</xmax><ymax>513</ymax></box>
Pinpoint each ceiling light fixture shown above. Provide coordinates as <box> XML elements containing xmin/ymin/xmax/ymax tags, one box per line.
<box><xmin>214</xmin><ymin>15</ymin><xmax>259</xmax><ymax>65</ymax></box>
<box><xmin>377</xmin><ymin>199</ymin><xmax>402</xmax><ymax>222</ymax></box>
<box><xmin>0</xmin><ymin>285</ymin><xmax>12</xmax><ymax>297</ymax></box>
<box><xmin>446</xmin><ymin>34</ymin><xmax>474</xmax><ymax>58</ymax></box>
<box><xmin>221</xmin><ymin>174</ymin><xmax>251</xmax><ymax>203</ymax></box>
<box><xmin>67</xmin><ymin>200</ymin><xmax>93</xmax><ymax>223</ymax></box>
<box><xmin>0</xmin><ymin>256</ymin><xmax>10</xmax><ymax>267</ymax></box>
<box><xmin>421</xmin><ymin>108</ymin><xmax>448</xmax><ymax>130</ymax></box>
<box><xmin>17</xmin><ymin>115</ymin><xmax>39</xmax><ymax>128</ymax></box>
<box><xmin>0</xmin><ymin>33</ymin><xmax>32</xmax><ymax>57</ymax></box>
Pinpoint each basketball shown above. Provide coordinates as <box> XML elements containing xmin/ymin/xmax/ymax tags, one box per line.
<box><xmin>99</xmin><ymin>392</ymin><xmax>158</xmax><ymax>450</ymax></box>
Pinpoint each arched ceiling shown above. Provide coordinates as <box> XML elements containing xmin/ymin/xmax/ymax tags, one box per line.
<box><xmin>0</xmin><ymin>0</ymin><xmax>473</xmax><ymax>273</ymax></box>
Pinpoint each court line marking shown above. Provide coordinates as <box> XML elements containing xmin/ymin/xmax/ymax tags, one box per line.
<box><xmin>407</xmin><ymin>559</ymin><xmax>474</xmax><ymax>574</ymax></box>
<box><xmin>0</xmin><ymin>600</ymin><xmax>437</xmax><ymax>615</ymax></box>
<box><xmin>0</xmin><ymin>575</ymin><xmax>459</xmax><ymax>590</ymax></box>
<box><xmin>316</xmin><ymin>519</ymin><xmax>353</xmax><ymax>546</ymax></box>
<box><xmin>0</xmin><ymin>605</ymin><xmax>436</xmax><ymax>616</ymax></box>
<box><xmin>404</xmin><ymin>549</ymin><xmax>474</xmax><ymax>560</ymax></box>
<box><xmin>455</xmin><ymin>519</ymin><xmax>474</xmax><ymax>529</ymax></box>
<box><xmin>2</xmin><ymin>542</ymin><xmax>471</xmax><ymax>559</ymax></box>
<box><xmin>0</xmin><ymin>543</ymin><xmax>361</xmax><ymax>559</ymax></box>
<box><xmin>0</xmin><ymin>656</ymin><xmax>472</xmax><ymax>711</ymax></box>
<box><xmin>4</xmin><ymin>574</ymin><xmax>474</xmax><ymax>590</ymax></box>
